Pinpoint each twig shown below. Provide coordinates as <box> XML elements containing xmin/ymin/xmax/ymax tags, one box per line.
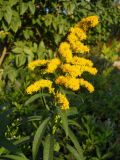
<box><xmin>0</xmin><ymin>47</ymin><xmax>7</xmax><ymax>67</ymax></box>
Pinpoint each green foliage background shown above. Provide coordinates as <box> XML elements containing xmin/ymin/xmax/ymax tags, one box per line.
<box><xmin>0</xmin><ymin>0</ymin><xmax>120</xmax><ymax>160</ymax></box>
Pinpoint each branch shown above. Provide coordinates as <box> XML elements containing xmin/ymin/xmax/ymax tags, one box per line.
<box><xmin>0</xmin><ymin>47</ymin><xmax>7</xmax><ymax>67</ymax></box>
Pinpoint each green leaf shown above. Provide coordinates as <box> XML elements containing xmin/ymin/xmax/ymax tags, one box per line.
<box><xmin>29</xmin><ymin>1</ymin><xmax>35</xmax><ymax>14</ymax></box>
<box><xmin>15</xmin><ymin>54</ymin><xmax>26</xmax><ymax>67</ymax></box>
<box><xmin>27</xmin><ymin>116</ymin><xmax>42</xmax><ymax>122</ymax></box>
<box><xmin>102</xmin><ymin>152</ymin><xmax>113</xmax><ymax>159</ymax></box>
<box><xmin>58</xmin><ymin>109</ymin><xmax>68</xmax><ymax>137</ymax></box>
<box><xmin>58</xmin><ymin>25</ymin><xmax>64</xmax><ymax>34</ymax></box>
<box><xmin>12</xmin><ymin>47</ymin><xmax>23</xmax><ymax>54</ymax></box>
<box><xmin>7</xmin><ymin>69</ymin><xmax>17</xmax><ymax>82</ymax></box>
<box><xmin>23</xmin><ymin>47</ymin><xmax>33</xmax><ymax>55</ymax></box>
<box><xmin>43</xmin><ymin>134</ymin><xmax>54</xmax><ymax>160</ymax></box>
<box><xmin>68</xmin><ymin>128</ymin><xmax>84</xmax><ymax>160</ymax></box>
<box><xmin>20</xmin><ymin>3</ymin><xmax>28</xmax><ymax>15</ymax></box>
<box><xmin>17</xmin><ymin>116</ymin><xmax>42</xmax><ymax>127</ymax></box>
<box><xmin>4</xmin><ymin>6</ymin><xmax>12</xmax><ymax>24</ymax></box>
<box><xmin>9</xmin><ymin>0</ymin><xmax>18</xmax><ymax>7</ymax></box>
<box><xmin>38</xmin><ymin>41</ymin><xmax>45</xmax><ymax>51</ymax></box>
<box><xmin>66</xmin><ymin>107</ymin><xmax>78</xmax><ymax>116</ymax></box>
<box><xmin>10</xmin><ymin>11</ymin><xmax>21</xmax><ymax>32</ymax></box>
<box><xmin>1</xmin><ymin>153</ymin><xmax>28</xmax><ymax>160</ymax></box>
<box><xmin>14</xmin><ymin>136</ymin><xmax>30</xmax><ymax>146</ymax></box>
<box><xmin>24</xmin><ymin>93</ymin><xmax>50</xmax><ymax>106</ymax></box>
<box><xmin>0</xmin><ymin>11</ymin><xmax>3</xmax><ymax>21</ymax></box>
<box><xmin>2</xmin><ymin>21</ymin><xmax>9</xmax><ymax>31</ymax></box>
<box><xmin>44</xmin><ymin>14</ymin><xmax>52</xmax><ymax>26</ymax></box>
<box><xmin>32</xmin><ymin>118</ymin><xmax>50</xmax><ymax>160</ymax></box>
<box><xmin>68</xmin><ymin>120</ymin><xmax>81</xmax><ymax>128</ymax></box>
<box><xmin>66</xmin><ymin>144</ymin><xmax>80</xmax><ymax>160</ymax></box>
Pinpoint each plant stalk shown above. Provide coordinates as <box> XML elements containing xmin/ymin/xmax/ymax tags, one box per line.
<box><xmin>0</xmin><ymin>47</ymin><xmax>7</xmax><ymax>67</ymax></box>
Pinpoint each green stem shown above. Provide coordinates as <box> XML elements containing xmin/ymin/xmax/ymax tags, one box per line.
<box><xmin>0</xmin><ymin>47</ymin><xmax>7</xmax><ymax>67</ymax></box>
<box><xmin>41</xmin><ymin>90</ymin><xmax>50</xmax><ymax>111</ymax></box>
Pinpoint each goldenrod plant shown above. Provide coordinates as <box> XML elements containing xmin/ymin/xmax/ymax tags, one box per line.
<box><xmin>25</xmin><ymin>15</ymin><xmax>99</xmax><ymax>160</ymax></box>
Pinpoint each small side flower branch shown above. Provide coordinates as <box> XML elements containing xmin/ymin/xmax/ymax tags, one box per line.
<box><xmin>26</xmin><ymin>15</ymin><xmax>99</xmax><ymax>110</ymax></box>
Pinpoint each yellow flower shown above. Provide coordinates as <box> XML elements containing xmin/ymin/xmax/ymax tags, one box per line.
<box><xmin>55</xmin><ymin>92</ymin><xmax>69</xmax><ymax>110</ymax></box>
<box><xmin>26</xmin><ymin>79</ymin><xmax>54</xmax><ymax>94</ymax></box>
<box><xmin>76</xmin><ymin>15</ymin><xmax>99</xmax><ymax>31</ymax></box>
<box><xmin>83</xmin><ymin>66</ymin><xmax>98</xmax><ymax>75</ymax></box>
<box><xmin>55</xmin><ymin>76</ymin><xmax>80</xmax><ymax>91</ymax></box>
<box><xmin>28</xmin><ymin>59</ymin><xmax>48</xmax><ymax>70</ymax></box>
<box><xmin>71</xmin><ymin>56</ymin><xmax>93</xmax><ymax>66</ymax></box>
<box><xmin>67</xmin><ymin>33</ymin><xmax>78</xmax><ymax>43</ymax></box>
<box><xmin>58</xmin><ymin>42</ymin><xmax>72</xmax><ymax>62</ymax></box>
<box><xmin>45</xmin><ymin>58</ymin><xmax>61</xmax><ymax>73</ymax></box>
<box><xmin>69</xmin><ymin>27</ymin><xmax>87</xmax><ymax>40</ymax></box>
<box><xmin>79</xmin><ymin>78</ymin><xmax>94</xmax><ymax>93</ymax></box>
<box><xmin>70</xmin><ymin>41</ymin><xmax>89</xmax><ymax>53</ymax></box>
<box><xmin>61</xmin><ymin>64</ymin><xmax>97</xmax><ymax>77</ymax></box>
<box><xmin>61</xmin><ymin>64</ymin><xmax>81</xmax><ymax>77</ymax></box>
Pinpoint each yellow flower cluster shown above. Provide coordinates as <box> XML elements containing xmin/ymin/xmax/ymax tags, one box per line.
<box><xmin>45</xmin><ymin>58</ymin><xmax>61</xmax><ymax>73</ymax></box>
<box><xmin>61</xmin><ymin>64</ymin><xmax>81</xmax><ymax>77</ymax></box>
<box><xmin>55</xmin><ymin>76</ymin><xmax>95</xmax><ymax>93</ymax></box>
<box><xmin>55</xmin><ymin>92</ymin><xmax>69</xmax><ymax>110</ymax></box>
<box><xmin>79</xmin><ymin>78</ymin><xmax>94</xmax><ymax>93</ymax></box>
<box><xmin>26</xmin><ymin>79</ymin><xmax>54</xmax><ymax>94</ymax></box>
<box><xmin>67</xmin><ymin>27</ymin><xmax>89</xmax><ymax>53</ymax></box>
<box><xmin>26</xmin><ymin>15</ymin><xmax>99</xmax><ymax>110</ymax></box>
<box><xmin>69</xmin><ymin>27</ymin><xmax>87</xmax><ymax>40</ymax></box>
<box><xmin>58</xmin><ymin>42</ymin><xmax>72</xmax><ymax>62</ymax></box>
<box><xmin>59</xmin><ymin>17</ymin><xmax>98</xmax><ymax>55</ymax></box>
<box><xmin>69</xmin><ymin>41</ymin><xmax>89</xmax><ymax>53</ymax></box>
<box><xmin>71</xmin><ymin>56</ymin><xmax>93</xmax><ymax>66</ymax></box>
<box><xmin>76</xmin><ymin>15</ymin><xmax>99</xmax><ymax>31</ymax></box>
<box><xmin>61</xmin><ymin>64</ymin><xmax>97</xmax><ymax>77</ymax></box>
<box><xmin>28</xmin><ymin>58</ymin><xmax>61</xmax><ymax>73</ymax></box>
<box><xmin>28</xmin><ymin>59</ymin><xmax>48</xmax><ymax>70</ymax></box>
<box><xmin>55</xmin><ymin>76</ymin><xmax>80</xmax><ymax>91</ymax></box>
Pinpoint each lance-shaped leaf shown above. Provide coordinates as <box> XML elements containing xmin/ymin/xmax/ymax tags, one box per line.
<box><xmin>32</xmin><ymin>117</ymin><xmax>50</xmax><ymax>160</ymax></box>
<box><xmin>43</xmin><ymin>134</ymin><xmax>54</xmax><ymax>160</ymax></box>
